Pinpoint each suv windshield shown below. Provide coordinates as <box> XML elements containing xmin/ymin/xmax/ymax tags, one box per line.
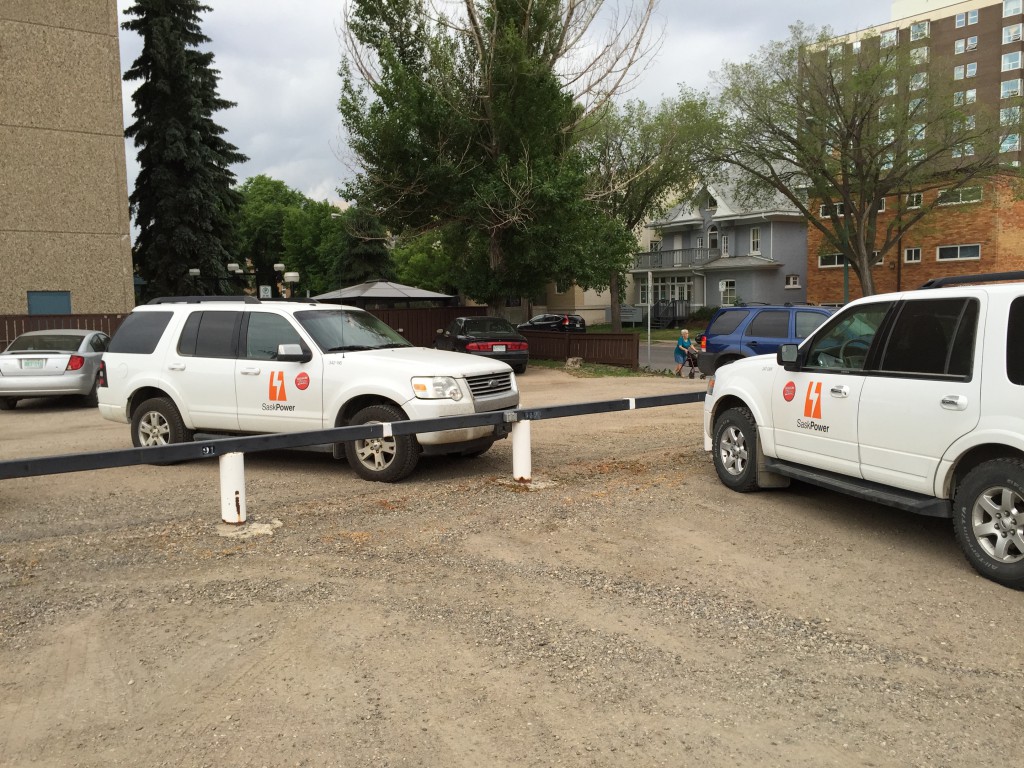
<box><xmin>295</xmin><ymin>309</ymin><xmax>412</xmax><ymax>352</ymax></box>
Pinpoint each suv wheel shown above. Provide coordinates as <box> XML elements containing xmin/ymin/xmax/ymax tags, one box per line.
<box><xmin>712</xmin><ymin>406</ymin><xmax>759</xmax><ymax>492</ymax></box>
<box><xmin>344</xmin><ymin>404</ymin><xmax>419</xmax><ymax>482</ymax></box>
<box><xmin>953</xmin><ymin>459</ymin><xmax>1024</xmax><ymax>589</ymax></box>
<box><xmin>131</xmin><ymin>397</ymin><xmax>194</xmax><ymax>447</ymax></box>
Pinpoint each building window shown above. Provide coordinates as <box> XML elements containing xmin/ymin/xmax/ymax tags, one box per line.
<box><xmin>722</xmin><ymin>234</ymin><xmax>729</xmax><ymax>255</ymax></box>
<box><xmin>1002</xmin><ymin>105</ymin><xmax>1022</xmax><ymax>124</ymax></box>
<box><xmin>852</xmin><ymin>40</ymin><xmax>862</xmax><ymax>54</ymax></box>
<box><xmin>955</xmin><ymin>63</ymin><xmax>978</xmax><ymax>79</ymax></box>
<box><xmin>938</xmin><ymin>186</ymin><xmax>983</xmax><ymax>204</ymax></box>
<box><xmin>696</xmin><ymin>236</ymin><xmax>703</xmax><ymax>249</ymax></box>
<box><xmin>938</xmin><ymin>244</ymin><xmax>981</xmax><ymax>260</ymax></box>
<box><xmin>881</xmin><ymin>28</ymin><xmax>898</xmax><ymax>47</ymax></box>
<box><xmin>1003</xmin><ymin>51</ymin><xmax>1022</xmax><ymax>71</ymax></box>
<box><xmin>910</xmin><ymin>71</ymin><xmax>928</xmax><ymax>90</ymax></box>
<box><xmin>721</xmin><ymin>280</ymin><xmax>736</xmax><ymax>305</ymax></box>
<box><xmin>650</xmin><ymin>239</ymin><xmax>661</xmax><ymax>251</ymax></box>
<box><xmin>952</xmin><ymin>143</ymin><xmax>976</xmax><ymax>158</ymax></box>
<box><xmin>907</xmin><ymin>192</ymin><xmax>923</xmax><ymax>208</ymax></box>
<box><xmin>877</xmin><ymin>197</ymin><xmax>886</xmax><ymax>212</ymax></box>
<box><xmin>1005</xmin><ymin>23</ymin><xmax>1023</xmax><ymax>42</ymax></box>
<box><xmin>785</xmin><ymin>274</ymin><xmax>801</xmax><ymax>289</ymax></box>
<box><xmin>819</xmin><ymin>202</ymin><xmax>845</xmax><ymax>217</ymax></box>
<box><xmin>750</xmin><ymin>227</ymin><xmax>761</xmax><ymax>254</ymax></box>
<box><xmin>904</xmin><ymin>247</ymin><xmax>922</xmax><ymax>263</ymax></box>
<box><xmin>1006</xmin><ymin>0</ymin><xmax>1023</xmax><ymax>18</ymax></box>
<box><xmin>954</xmin><ymin>88</ymin><xmax>977</xmax><ymax>105</ymax></box>
<box><xmin>955</xmin><ymin>37</ymin><xmax>978</xmax><ymax>54</ymax></box>
<box><xmin>1001</xmin><ymin>133</ymin><xmax>1022</xmax><ymax>152</ymax></box>
<box><xmin>1002</xmin><ymin>78</ymin><xmax>1023</xmax><ymax>97</ymax></box>
<box><xmin>818</xmin><ymin>253</ymin><xmax>848</xmax><ymax>269</ymax></box>
<box><xmin>910</xmin><ymin>21</ymin><xmax>929</xmax><ymax>41</ymax></box>
<box><xmin>957</xmin><ymin>10</ymin><xmax>979</xmax><ymax>26</ymax></box>
<box><xmin>911</xmin><ymin>46</ymin><xmax>929</xmax><ymax>63</ymax></box>
<box><xmin>910</xmin><ymin>123</ymin><xmax>927</xmax><ymax>141</ymax></box>
<box><xmin>708</xmin><ymin>226</ymin><xmax>719</xmax><ymax>249</ymax></box>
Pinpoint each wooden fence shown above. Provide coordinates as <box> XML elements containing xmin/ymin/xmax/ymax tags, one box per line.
<box><xmin>1</xmin><ymin>308</ymin><xmax>639</xmax><ymax>369</ymax></box>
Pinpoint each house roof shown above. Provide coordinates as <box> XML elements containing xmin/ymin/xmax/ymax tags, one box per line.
<box><xmin>651</xmin><ymin>173</ymin><xmax>801</xmax><ymax>230</ymax></box>
<box><xmin>699</xmin><ymin>255</ymin><xmax>784</xmax><ymax>272</ymax></box>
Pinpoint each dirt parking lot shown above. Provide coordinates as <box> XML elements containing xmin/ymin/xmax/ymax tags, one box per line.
<box><xmin>0</xmin><ymin>367</ymin><xmax>1021</xmax><ymax>767</ymax></box>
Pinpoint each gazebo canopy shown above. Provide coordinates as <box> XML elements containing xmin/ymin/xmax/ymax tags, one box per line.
<box><xmin>314</xmin><ymin>280</ymin><xmax>453</xmax><ymax>303</ymax></box>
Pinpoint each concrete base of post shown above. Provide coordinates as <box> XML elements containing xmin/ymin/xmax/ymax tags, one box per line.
<box><xmin>219</xmin><ymin>452</ymin><xmax>247</xmax><ymax>524</ymax></box>
<box><xmin>511</xmin><ymin>420</ymin><xmax>532</xmax><ymax>483</ymax></box>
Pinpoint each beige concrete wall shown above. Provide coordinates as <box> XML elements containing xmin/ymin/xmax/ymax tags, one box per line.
<box><xmin>0</xmin><ymin>0</ymin><xmax>134</xmax><ymax>314</ymax></box>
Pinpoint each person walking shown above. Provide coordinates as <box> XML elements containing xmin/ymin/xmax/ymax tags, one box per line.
<box><xmin>673</xmin><ymin>329</ymin><xmax>697</xmax><ymax>377</ymax></box>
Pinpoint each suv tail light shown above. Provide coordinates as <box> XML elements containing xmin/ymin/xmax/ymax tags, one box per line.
<box><xmin>97</xmin><ymin>360</ymin><xmax>107</xmax><ymax>387</ymax></box>
<box><xmin>66</xmin><ymin>355</ymin><xmax>86</xmax><ymax>371</ymax></box>
<box><xmin>701</xmin><ymin>336</ymin><xmax>707</xmax><ymax>352</ymax></box>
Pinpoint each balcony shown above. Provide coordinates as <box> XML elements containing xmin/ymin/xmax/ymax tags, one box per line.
<box><xmin>632</xmin><ymin>248</ymin><xmax>719</xmax><ymax>271</ymax></box>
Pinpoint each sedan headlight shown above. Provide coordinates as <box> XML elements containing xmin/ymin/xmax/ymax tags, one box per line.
<box><xmin>411</xmin><ymin>376</ymin><xmax>464</xmax><ymax>401</ymax></box>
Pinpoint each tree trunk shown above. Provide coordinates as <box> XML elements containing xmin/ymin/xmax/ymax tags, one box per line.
<box><xmin>608</xmin><ymin>273</ymin><xmax>622</xmax><ymax>332</ymax></box>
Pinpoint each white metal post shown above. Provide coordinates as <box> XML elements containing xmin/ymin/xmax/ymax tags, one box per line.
<box><xmin>219</xmin><ymin>452</ymin><xmax>247</xmax><ymax>524</ymax></box>
<box><xmin>511</xmin><ymin>420</ymin><xmax>532</xmax><ymax>483</ymax></box>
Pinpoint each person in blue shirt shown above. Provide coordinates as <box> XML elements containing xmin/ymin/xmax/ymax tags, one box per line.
<box><xmin>673</xmin><ymin>329</ymin><xmax>698</xmax><ymax>378</ymax></box>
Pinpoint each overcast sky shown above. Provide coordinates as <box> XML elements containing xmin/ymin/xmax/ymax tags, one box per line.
<box><xmin>116</xmin><ymin>0</ymin><xmax>896</xmax><ymax>207</ymax></box>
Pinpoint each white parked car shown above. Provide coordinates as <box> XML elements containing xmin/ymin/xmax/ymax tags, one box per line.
<box><xmin>98</xmin><ymin>297</ymin><xmax>519</xmax><ymax>482</ymax></box>
<box><xmin>703</xmin><ymin>273</ymin><xmax>1024</xmax><ymax>588</ymax></box>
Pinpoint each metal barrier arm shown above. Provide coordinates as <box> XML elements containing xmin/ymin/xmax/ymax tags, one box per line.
<box><xmin>0</xmin><ymin>391</ymin><xmax>706</xmax><ymax>482</ymax></box>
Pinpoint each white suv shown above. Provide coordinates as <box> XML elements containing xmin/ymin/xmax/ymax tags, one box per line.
<box><xmin>98</xmin><ymin>297</ymin><xmax>519</xmax><ymax>482</ymax></box>
<box><xmin>703</xmin><ymin>273</ymin><xmax>1024</xmax><ymax>587</ymax></box>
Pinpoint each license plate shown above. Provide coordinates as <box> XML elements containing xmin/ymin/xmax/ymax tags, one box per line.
<box><xmin>23</xmin><ymin>359</ymin><xmax>44</xmax><ymax>369</ymax></box>
<box><xmin>493</xmin><ymin>344</ymin><xmax>506</xmax><ymax>352</ymax></box>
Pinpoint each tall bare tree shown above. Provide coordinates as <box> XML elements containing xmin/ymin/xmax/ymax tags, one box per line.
<box><xmin>714</xmin><ymin>23</ymin><xmax>1011</xmax><ymax>296</ymax></box>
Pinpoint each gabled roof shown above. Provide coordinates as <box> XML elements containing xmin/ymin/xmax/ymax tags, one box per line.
<box><xmin>650</xmin><ymin>173</ymin><xmax>801</xmax><ymax>230</ymax></box>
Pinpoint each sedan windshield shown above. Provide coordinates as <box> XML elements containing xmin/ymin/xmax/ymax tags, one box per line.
<box><xmin>295</xmin><ymin>309</ymin><xmax>411</xmax><ymax>352</ymax></box>
<box><xmin>6</xmin><ymin>334</ymin><xmax>85</xmax><ymax>352</ymax></box>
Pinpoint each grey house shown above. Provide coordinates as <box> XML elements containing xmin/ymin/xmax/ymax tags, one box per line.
<box><xmin>631</xmin><ymin>179</ymin><xmax>809</xmax><ymax>320</ymax></box>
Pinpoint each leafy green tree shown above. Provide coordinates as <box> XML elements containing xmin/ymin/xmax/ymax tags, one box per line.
<box><xmin>713</xmin><ymin>23</ymin><xmax>1010</xmax><ymax>296</ymax></box>
<box><xmin>579</xmin><ymin>90</ymin><xmax>724</xmax><ymax>328</ymax></box>
<box><xmin>339</xmin><ymin>0</ymin><xmax>657</xmax><ymax>311</ymax></box>
<box><xmin>230</xmin><ymin>175</ymin><xmax>306</xmax><ymax>296</ymax></box>
<box><xmin>122</xmin><ymin>0</ymin><xmax>247</xmax><ymax>299</ymax></box>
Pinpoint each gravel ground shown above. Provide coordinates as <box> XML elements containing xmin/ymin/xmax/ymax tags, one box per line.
<box><xmin>0</xmin><ymin>367</ymin><xmax>1020</xmax><ymax>767</ymax></box>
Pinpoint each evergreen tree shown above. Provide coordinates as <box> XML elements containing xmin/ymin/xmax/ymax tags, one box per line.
<box><xmin>122</xmin><ymin>0</ymin><xmax>247</xmax><ymax>299</ymax></box>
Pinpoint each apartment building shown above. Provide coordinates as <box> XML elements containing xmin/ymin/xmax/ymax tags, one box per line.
<box><xmin>807</xmin><ymin>0</ymin><xmax>1024</xmax><ymax>303</ymax></box>
<box><xmin>0</xmin><ymin>1</ymin><xmax>134</xmax><ymax>315</ymax></box>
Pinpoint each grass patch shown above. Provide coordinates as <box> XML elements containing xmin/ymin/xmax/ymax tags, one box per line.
<box><xmin>528</xmin><ymin>358</ymin><xmax>674</xmax><ymax>378</ymax></box>
<box><xmin>586</xmin><ymin>324</ymin><xmax>697</xmax><ymax>342</ymax></box>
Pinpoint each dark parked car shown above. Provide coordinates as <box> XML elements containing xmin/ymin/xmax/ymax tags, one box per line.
<box><xmin>0</xmin><ymin>329</ymin><xmax>110</xmax><ymax>409</ymax></box>
<box><xmin>516</xmin><ymin>313</ymin><xmax>586</xmax><ymax>333</ymax></box>
<box><xmin>697</xmin><ymin>304</ymin><xmax>834</xmax><ymax>376</ymax></box>
<box><xmin>435</xmin><ymin>316</ymin><xmax>529</xmax><ymax>374</ymax></box>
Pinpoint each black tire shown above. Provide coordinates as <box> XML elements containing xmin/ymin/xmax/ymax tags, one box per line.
<box><xmin>131</xmin><ymin>397</ymin><xmax>194</xmax><ymax>447</ymax></box>
<box><xmin>953</xmin><ymin>459</ymin><xmax>1024</xmax><ymax>589</ymax></box>
<box><xmin>711</xmin><ymin>406</ymin><xmax>760</xmax><ymax>492</ymax></box>
<box><xmin>81</xmin><ymin>377</ymin><xmax>99</xmax><ymax>408</ymax></box>
<box><xmin>344</xmin><ymin>403</ymin><xmax>419</xmax><ymax>482</ymax></box>
<box><xmin>512</xmin><ymin>363</ymin><xmax>527</xmax><ymax>374</ymax></box>
<box><xmin>0</xmin><ymin>397</ymin><xmax>17</xmax><ymax>411</ymax></box>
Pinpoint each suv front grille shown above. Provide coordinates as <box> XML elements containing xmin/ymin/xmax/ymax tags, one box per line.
<box><xmin>466</xmin><ymin>371</ymin><xmax>513</xmax><ymax>397</ymax></box>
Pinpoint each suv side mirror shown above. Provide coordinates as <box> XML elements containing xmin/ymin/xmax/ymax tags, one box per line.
<box><xmin>778</xmin><ymin>343</ymin><xmax>800</xmax><ymax>371</ymax></box>
<box><xmin>277</xmin><ymin>343</ymin><xmax>312</xmax><ymax>363</ymax></box>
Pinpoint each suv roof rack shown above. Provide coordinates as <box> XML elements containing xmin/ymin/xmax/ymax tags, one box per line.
<box><xmin>147</xmin><ymin>296</ymin><xmax>261</xmax><ymax>305</ymax></box>
<box><xmin>919</xmin><ymin>271</ymin><xmax>1024</xmax><ymax>289</ymax></box>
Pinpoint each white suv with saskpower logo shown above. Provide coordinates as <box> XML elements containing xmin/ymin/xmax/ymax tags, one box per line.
<box><xmin>703</xmin><ymin>273</ymin><xmax>1024</xmax><ymax>588</ymax></box>
<box><xmin>97</xmin><ymin>297</ymin><xmax>519</xmax><ymax>482</ymax></box>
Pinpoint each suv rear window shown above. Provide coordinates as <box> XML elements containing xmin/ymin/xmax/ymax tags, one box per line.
<box><xmin>1009</xmin><ymin>298</ymin><xmax>1024</xmax><ymax>385</ymax></box>
<box><xmin>878</xmin><ymin>298</ymin><xmax>978</xmax><ymax>377</ymax></box>
<box><xmin>106</xmin><ymin>311</ymin><xmax>172</xmax><ymax>354</ymax></box>
<box><xmin>746</xmin><ymin>310</ymin><xmax>789</xmax><ymax>338</ymax></box>
<box><xmin>706</xmin><ymin>310</ymin><xmax>749</xmax><ymax>336</ymax></box>
<box><xmin>796</xmin><ymin>310</ymin><xmax>828</xmax><ymax>338</ymax></box>
<box><xmin>177</xmin><ymin>311</ymin><xmax>241</xmax><ymax>358</ymax></box>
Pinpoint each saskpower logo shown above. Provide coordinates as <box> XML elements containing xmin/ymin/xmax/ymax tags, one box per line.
<box><xmin>264</xmin><ymin>371</ymin><xmax>296</xmax><ymax>412</ymax></box>
<box><xmin>803</xmin><ymin>381</ymin><xmax>822</xmax><ymax>419</ymax></box>
<box><xmin>796</xmin><ymin>380</ymin><xmax>829</xmax><ymax>433</ymax></box>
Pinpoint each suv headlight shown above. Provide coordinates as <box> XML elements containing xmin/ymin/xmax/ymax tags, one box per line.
<box><xmin>411</xmin><ymin>376</ymin><xmax>464</xmax><ymax>401</ymax></box>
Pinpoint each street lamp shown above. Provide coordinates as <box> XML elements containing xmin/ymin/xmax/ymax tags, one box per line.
<box><xmin>283</xmin><ymin>271</ymin><xmax>301</xmax><ymax>298</ymax></box>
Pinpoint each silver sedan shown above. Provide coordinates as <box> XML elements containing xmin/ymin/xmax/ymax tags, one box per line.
<box><xmin>0</xmin><ymin>329</ymin><xmax>110</xmax><ymax>410</ymax></box>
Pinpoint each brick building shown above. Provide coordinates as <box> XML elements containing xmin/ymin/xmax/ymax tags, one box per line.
<box><xmin>0</xmin><ymin>1</ymin><xmax>134</xmax><ymax>315</ymax></box>
<box><xmin>808</xmin><ymin>0</ymin><xmax>1024</xmax><ymax>303</ymax></box>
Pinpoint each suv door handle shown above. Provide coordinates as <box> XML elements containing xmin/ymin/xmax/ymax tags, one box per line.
<box><xmin>830</xmin><ymin>385</ymin><xmax>849</xmax><ymax>397</ymax></box>
<box><xmin>167</xmin><ymin>362</ymin><xmax>185</xmax><ymax>371</ymax></box>
<box><xmin>240</xmin><ymin>367</ymin><xmax>261</xmax><ymax>376</ymax></box>
<box><xmin>941</xmin><ymin>395</ymin><xmax>968</xmax><ymax>411</ymax></box>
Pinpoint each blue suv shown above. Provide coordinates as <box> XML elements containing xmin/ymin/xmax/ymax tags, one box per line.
<box><xmin>696</xmin><ymin>303</ymin><xmax>835</xmax><ymax>376</ymax></box>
